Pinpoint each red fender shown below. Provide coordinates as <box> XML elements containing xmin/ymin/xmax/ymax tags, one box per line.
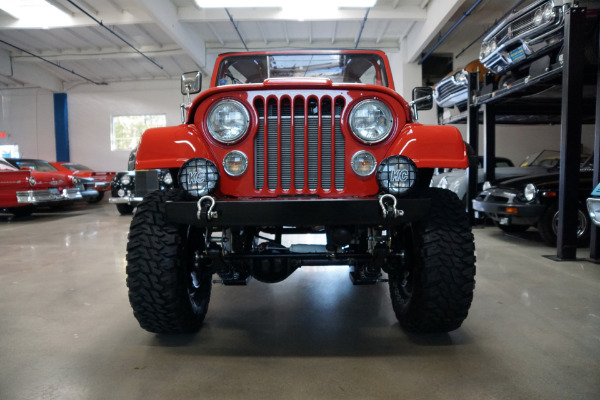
<box><xmin>386</xmin><ymin>123</ymin><xmax>468</xmax><ymax>168</ymax></box>
<box><xmin>135</xmin><ymin>125</ymin><xmax>216</xmax><ymax>169</ymax></box>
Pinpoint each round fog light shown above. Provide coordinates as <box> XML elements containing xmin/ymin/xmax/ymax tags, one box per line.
<box><xmin>377</xmin><ymin>156</ymin><xmax>417</xmax><ymax>195</ymax></box>
<box><xmin>178</xmin><ymin>158</ymin><xmax>219</xmax><ymax>197</ymax></box>
<box><xmin>120</xmin><ymin>175</ymin><xmax>131</xmax><ymax>185</ymax></box>
<box><xmin>223</xmin><ymin>150</ymin><xmax>248</xmax><ymax>176</ymax></box>
<box><xmin>351</xmin><ymin>151</ymin><xmax>377</xmax><ymax>176</ymax></box>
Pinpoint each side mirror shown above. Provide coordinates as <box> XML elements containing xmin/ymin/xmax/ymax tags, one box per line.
<box><xmin>411</xmin><ymin>87</ymin><xmax>433</xmax><ymax>110</ymax></box>
<box><xmin>181</xmin><ymin>71</ymin><xmax>202</xmax><ymax>96</ymax></box>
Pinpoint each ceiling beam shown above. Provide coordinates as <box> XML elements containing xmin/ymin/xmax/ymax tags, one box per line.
<box><xmin>137</xmin><ymin>0</ymin><xmax>208</xmax><ymax>74</ymax></box>
<box><xmin>5</xmin><ymin>61</ymin><xmax>64</xmax><ymax>91</ymax></box>
<box><xmin>177</xmin><ymin>5</ymin><xmax>426</xmax><ymax>22</ymax></box>
<box><xmin>404</xmin><ymin>0</ymin><xmax>465</xmax><ymax>63</ymax></box>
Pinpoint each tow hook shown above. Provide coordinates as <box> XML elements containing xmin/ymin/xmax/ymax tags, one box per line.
<box><xmin>378</xmin><ymin>194</ymin><xmax>404</xmax><ymax>219</ymax></box>
<box><xmin>197</xmin><ymin>196</ymin><xmax>218</xmax><ymax>220</ymax></box>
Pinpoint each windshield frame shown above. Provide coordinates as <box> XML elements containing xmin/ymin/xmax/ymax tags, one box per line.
<box><xmin>211</xmin><ymin>50</ymin><xmax>394</xmax><ymax>89</ymax></box>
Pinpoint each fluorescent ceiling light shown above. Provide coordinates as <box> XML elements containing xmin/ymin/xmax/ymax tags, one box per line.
<box><xmin>0</xmin><ymin>0</ymin><xmax>71</xmax><ymax>28</ymax></box>
<box><xmin>195</xmin><ymin>0</ymin><xmax>376</xmax><ymax>8</ymax></box>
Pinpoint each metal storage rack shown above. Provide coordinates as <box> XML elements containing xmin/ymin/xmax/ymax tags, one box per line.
<box><xmin>437</xmin><ymin>6</ymin><xmax>599</xmax><ymax>262</ymax></box>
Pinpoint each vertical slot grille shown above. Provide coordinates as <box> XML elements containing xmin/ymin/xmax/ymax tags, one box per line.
<box><xmin>254</xmin><ymin>95</ymin><xmax>345</xmax><ymax>193</ymax></box>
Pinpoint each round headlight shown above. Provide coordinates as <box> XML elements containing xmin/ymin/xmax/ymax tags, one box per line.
<box><xmin>223</xmin><ymin>150</ymin><xmax>248</xmax><ymax>177</ymax></box>
<box><xmin>534</xmin><ymin>9</ymin><xmax>544</xmax><ymax>26</ymax></box>
<box><xmin>28</xmin><ymin>176</ymin><xmax>36</xmax><ymax>187</ymax></box>
<box><xmin>454</xmin><ymin>70</ymin><xmax>468</xmax><ymax>84</ymax></box>
<box><xmin>482</xmin><ymin>181</ymin><xmax>492</xmax><ymax>191</ymax></box>
<box><xmin>161</xmin><ymin>171</ymin><xmax>173</xmax><ymax>186</ymax></box>
<box><xmin>542</xmin><ymin>3</ymin><xmax>555</xmax><ymax>21</ymax></box>
<box><xmin>178</xmin><ymin>158</ymin><xmax>219</xmax><ymax>197</ymax></box>
<box><xmin>351</xmin><ymin>151</ymin><xmax>377</xmax><ymax>177</ymax></box>
<box><xmin>376</xmin><ymin>156</ymin><xmax>417</xmax><ymax>195</ymax></box>
<box><xmin>120</xmin><ymin>175</ymin><xmax>131</xmax><ymax>186</ymax></box>
<box><xmin>349</xmin><ymin>100</ymin><xmax>393</xmax><ymax>143</ymax></box>
<box><xmin>524</xmin><ymin>183</ymin><xmax>537</xmax><ymax>201</ymax></box>
<box><xmin>207</xmin><ymin>99</ymin><xmax>250</xmax><ymax>143</ymax></box>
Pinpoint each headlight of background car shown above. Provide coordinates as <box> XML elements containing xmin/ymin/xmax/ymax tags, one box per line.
<box><xmin>349</xmin><ymin>100</ymin><xmax>393</xmax><ymax>143</ymax></box>
<box><xmin>159</xmin><ymin>170</ymin><xmax>173</xmax><ymax>188</ymax></box>
<box><xmin>120</xmin><ymin>175</ymin><xmax>131</xmax><ymax>186</ymax></box>
<box><xmin>454</xmin><ymin>70</ymin><xmax>468</xmax><ymax>85</ymax></box>
<box><xmin>524</xmin><ymin>183</ymin><xmax>537</xmax><ymax>201</ymax></box>
<box><xmin>207</xmin><ymin>99</ymin><xmax>250</xmax><ymax>143</ymax></box>
<box><xmin>534</xmin><ymin>2</ymin><xmax>555</xmax><ymax>26</ymax></box>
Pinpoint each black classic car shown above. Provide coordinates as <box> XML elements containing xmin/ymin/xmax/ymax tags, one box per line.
<box><xmin>109</xmin><ymin>147</ymin><xmax>174</xmax><ymax>215</ymax></box>
<box><xmin>472</xmin><ymin>156</ymin><xmax>594</xmax><ymax>246</ymax></box>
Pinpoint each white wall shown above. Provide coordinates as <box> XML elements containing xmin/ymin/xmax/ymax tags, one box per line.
<box><xmin>0</xmin><ymin>79</ymin><xmax>188</xmax><ymax>171</ymax></box>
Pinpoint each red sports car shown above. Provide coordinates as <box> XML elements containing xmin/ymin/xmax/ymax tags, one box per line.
<box><xmin>5</xmin><ymin>158</ymin><xmax>99</xmax><ymax>203</ymax></box>
<box><xmin>0</xmin><ymin>158</ymin><xmax>82</xmax><ymax>217</ymax></box>
<box><xmin>51</xmin><ymin>162</ymin><xmax>116</xmax><ymax>203</ymax></box>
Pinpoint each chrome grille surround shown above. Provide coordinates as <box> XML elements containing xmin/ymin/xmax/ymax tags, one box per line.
<box><xmin>254</xmin><ymin>95</ymin><xmax>345</xmax><ymax>193</ymax></box>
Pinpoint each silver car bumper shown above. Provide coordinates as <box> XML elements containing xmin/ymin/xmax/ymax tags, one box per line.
<box><xmin>16</xmin><ymin>188</ymin><xmax>82</xmax><ymax>204</ymax></box>
<box><xmin>108</xmin><ymin>195</ymin><xmax>143</xmax><ymax>204</ymax></box>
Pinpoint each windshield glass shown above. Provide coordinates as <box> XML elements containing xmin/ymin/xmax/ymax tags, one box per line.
<box><xmin>216</xmin><ymin>53</ymin><xmax>389</xmax><ymax>87</ymax></box>
<box><xmin>62</xmin><ymin>163</ymin><xmax>92</xmax><ymax>171</ymax></box>
<box><xmin>13</xmin><ymin>159</ymin><xmax>59</xmax><ymax>172</ymax></box>
<box><xmin>520</xmin><ymin>150</ymin><xmax>590</xmax><ymax>168</ymax></box>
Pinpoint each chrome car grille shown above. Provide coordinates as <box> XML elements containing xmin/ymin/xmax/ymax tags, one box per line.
<box><xmin>254</xmin><ymin>96</ymin><xmax>345</xmax><ymax>192</ymax></box>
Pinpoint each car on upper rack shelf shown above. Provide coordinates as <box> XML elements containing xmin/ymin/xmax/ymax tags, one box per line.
<box><xmin>0</xmin><ymin>157</ymin><xmax>83</xmax><ymax>217</ymax></box>
<box><xmin>433</xmin><ymin>59</ymin><xmax>490</xmax><ymax>111</ymax></box>
<box><xmin>5</xmin><ymin>158</ymin><xmax>98</xmax><ymax>202</ymax></box>
<box><xmin>479</xmin><ymin>0</ymin><xmax>599</xmax><ymax>88</ymax></box>
<box><xmin>472</xmin><ymin>154</ymin><xmax>595</xmax><ymax>246</ymax></box>
<box><xmin>122</xmin><ymin>49</ymin><xmax>477</xmax><ymax>336</ymax></box>
<box><xmin>50</xmin><ymin>162</ymin><xmax>116</xmax><ymax>203</ymax></box>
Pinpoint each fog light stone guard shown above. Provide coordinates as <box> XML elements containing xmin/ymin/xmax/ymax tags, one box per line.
<box><xmin>178</xmin><ymin>158</ymin><xmax>219</xmax><ymax>197</ymax></box>
<box><xmin>376</xmin><ymin>155</ymin><xmax>417</xmax><ymax>195</ymax></box>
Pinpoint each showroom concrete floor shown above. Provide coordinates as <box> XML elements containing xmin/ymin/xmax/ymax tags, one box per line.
<box><xmin>0</xmin><ymin>200</ymin><xmax>599</xmax><ymax>400</ymax></box>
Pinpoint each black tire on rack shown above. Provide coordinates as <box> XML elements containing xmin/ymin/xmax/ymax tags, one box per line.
<box><xmin>388</xmin><ymin>188</ymin><xmax>476</xmax><ymax>333</ymax></box>
<box><xmin>116</xmin><ymin>203</ymin><xmax>134</xmax><ymax>215</ymax></box>
<box><xmin>126</xmin><ymin>189</ymin><xmax>212</xmax><ymax>334</ymax></box>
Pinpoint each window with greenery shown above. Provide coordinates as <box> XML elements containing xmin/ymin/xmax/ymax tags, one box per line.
<box><xmin>111</xmin><ymin>114</ymin><xmax>166</xmax><ymax>151</ymax></box>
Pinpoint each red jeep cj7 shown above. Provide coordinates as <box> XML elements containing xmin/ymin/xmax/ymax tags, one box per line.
<box><xmin>126</xmin><ymin>50</ymin><xmax>476</xmax><ymax>334</ymax></box>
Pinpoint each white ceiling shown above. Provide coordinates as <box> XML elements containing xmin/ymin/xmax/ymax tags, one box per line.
<box><xmin>0</xmin><ymin>0</ymin><xmax>523</xmax><ymax>91</ymax></box>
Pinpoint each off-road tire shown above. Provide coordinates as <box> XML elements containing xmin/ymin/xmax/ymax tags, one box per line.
<box><xmin>126</xmin><ymin>189</ymin><xmax>212</xmax><ymax>334</ymax></box>
<box><xmin>538</xmin><ymin>202</ymin><xmax>590</xmax><ymax>247</ymax></box>
<box><xmin>389</xmin><ymin>188</ymin><xmax>476</xmax><ymax>333</ymax></box>
<box><xmin>116</xmin><ymin>203</ymin><xmax>134</xmax><ymax>215</ymax></box>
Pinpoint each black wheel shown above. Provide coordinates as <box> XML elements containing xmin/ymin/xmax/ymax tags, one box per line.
<box><xmin>8</xmin><ymin>206</ymin><xmax>34</xmax><ymax>217</ymax></box>
<box><xmin>498</xmin><ymin>224</ymin><xmax>529</xmax><ymax>234</ymax></box>
<box><xmin>126</xmin><ymin>189</ymin><xmax>212</xmax><ymax>334</ymax></box>
<box><xmin>538</xmin><ymin>202</ymin><xmax>590</xmax><ymax>247</ymax></box>
<box><xmin>86</xmin><ymin>191</ymin><xmax>105</xmax><ymax>204</ymax></box>
<box><xmin>116</xmin><ymin>203</ymin><xmax>134</xmax><ymax>215</ymax></box>
<box><xmin>388</xmin><ymin>188</ymin><xmax>476</xmax><ymax>333</ymax></box>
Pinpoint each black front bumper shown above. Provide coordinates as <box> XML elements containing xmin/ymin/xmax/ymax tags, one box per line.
<box><xmin>166</xmin><ymin>197</ymin><xmax>431</xmax><ymax>227</ymax></box>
